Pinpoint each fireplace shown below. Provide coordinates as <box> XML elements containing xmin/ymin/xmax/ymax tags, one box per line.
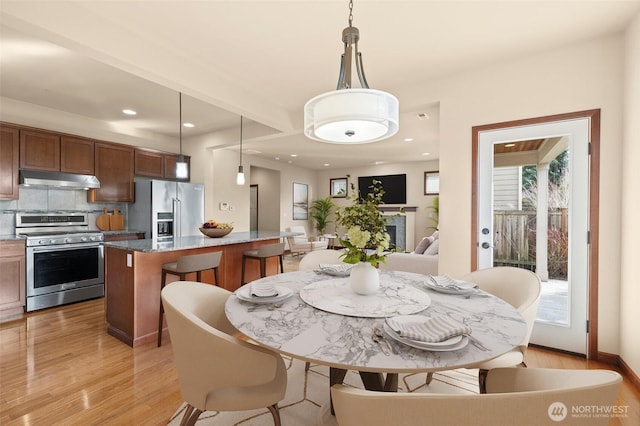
<box><xmin>386</xmin><ymin>225</ymin><xmax>397</xmax><ymax>250</ymax></box>
<box><xmin>384</xmin><ymin>216</ymin><xmax>406</xmax><ymax>251</ymax></box>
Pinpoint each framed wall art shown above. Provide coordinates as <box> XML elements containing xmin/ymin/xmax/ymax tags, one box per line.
<box><xmin>424</xmin><ymin>171</ymin><xmax>440</xmax><ymax>195</ymax></box>
<box><xmin>330</xmin><ymin>177</ymin><xmax>348</xmax><ymax>198</ymax></box>
<box><xmin>292</xmin><ymin>182</ymin><xmax>309</xmax><ymax>220</ymax></box>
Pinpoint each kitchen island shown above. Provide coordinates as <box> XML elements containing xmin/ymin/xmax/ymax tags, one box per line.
<box><xmin>104</xmin><ymin>230</ymin><xmax>300</xmax><ymax>347</ymax></box>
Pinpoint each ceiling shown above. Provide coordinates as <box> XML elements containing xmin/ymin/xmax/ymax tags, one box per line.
<box><xmin>1</xmin><ymin>1</ymin><xmax>639</xmax><ymax>170</ymax></box>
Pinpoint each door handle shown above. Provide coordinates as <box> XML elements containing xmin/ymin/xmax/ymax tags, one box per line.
<box><xmin>481</xmin><ymin>242</ymin><xmax>493</xmax><ymax>249</ymax></box>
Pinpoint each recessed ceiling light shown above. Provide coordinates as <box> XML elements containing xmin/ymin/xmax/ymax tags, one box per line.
<box><xmin>183</xmin><ymin>122</ymin><xmax>195</xmax><ymax>128</ymax></box>
<box><xmin>421</xmin><ymin>152</ymin><xmax>431</xmax><ymax>156</ymax></box>
<box><xmin>505</xmin><ymin>143</ymin><xmax>516</xmax><ymax>148</ymax></box>
<box><xmin>122</xmin><ymin>109</ymin><xmax>137</xmax><ymax>116</ymax></box>
<box><xmin>416</xmin><ymin>112</ymin><xmax>429</xmax><ymax>120</ymax></box>
<box><xmin>275</xmin><ymin>157</ymin><xmax>280</xmax><ymax>161</ymax></box>
<box><xmin>287</xmin><ymin>160</ymin><xmax>293</xmax><ymax>164</ymax></box>
<box><xmin>291</xmin><ymin>154</ymin><xmax>297</xmax><ymax>157</ymax></box>
<box><xmin>374</xmin><ymin>161</ymin><xmax>385</xmax><ymax>165</ymax></box>
<box><xmin>323</xmin><ymin>163</ymin><xmax>330</xmax><ymax>167</ymax></box>
<box><xmin>404</xmin><ymin>138</ymin><xmax>414</xmax><ymax>142</ymax></box>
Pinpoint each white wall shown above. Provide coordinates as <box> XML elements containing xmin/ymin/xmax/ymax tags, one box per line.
<box><xmin>250</xmin><ymin>166</ymin><xmax>280</xmax><ymax>231</ymax></box>
<box><xmin>620</xmin><ymin>12</ymin><xmax>640</xmax><ymax>379</ymax></box>
<box><xmin>395</xmin><ymin>34</ymin><xmax>627</xmax><ymax>360</ymax></box>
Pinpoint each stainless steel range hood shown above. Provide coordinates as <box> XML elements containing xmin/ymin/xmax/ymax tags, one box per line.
<box><xmin>19</xmin><ymin>170</ymin><xmax>101</xmax><ymax>190</ymax></box>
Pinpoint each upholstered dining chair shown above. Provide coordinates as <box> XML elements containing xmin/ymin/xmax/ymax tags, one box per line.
<box><xmin>332</xmin><ymin>367</ymin><xmax>622</xmax><ymax>426</ymax></box>
<box><xmin>298</xmin><ymin>249</ymin><xmax>345</xmax><ymax>271</ymax></box>
<box><xmin>425</xmin><ymin>266</ymin><xmax>542</xmax><ymax>392</ymax></box>
<box><xmin>161</xmin><ymin>281</ymin><xmax>287</xmax><ymax>426</ymax></box>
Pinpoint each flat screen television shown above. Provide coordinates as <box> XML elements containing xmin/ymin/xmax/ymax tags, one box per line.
<box><xmin>358</xmin><ymin>174</ymin><xmax>407</xmax><ymax>204</ymax></box>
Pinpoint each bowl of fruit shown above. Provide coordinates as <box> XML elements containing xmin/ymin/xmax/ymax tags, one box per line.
<box><xmin>199</xmin><ymin>220</ymin><xmax>233</xmax><ymax>238</ymax></box>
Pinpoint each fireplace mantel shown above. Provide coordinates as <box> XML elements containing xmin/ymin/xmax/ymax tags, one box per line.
<box><xmin>379</xmin><ymin>206</ymin><xmax>418</xmax><ymax>213</ymax></box>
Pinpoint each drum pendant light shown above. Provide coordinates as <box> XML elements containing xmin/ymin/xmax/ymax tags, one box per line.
<box><xmin>303</xmin><ymin>0</ymin><xmax>399</xmax><ymax>144</ymax></box>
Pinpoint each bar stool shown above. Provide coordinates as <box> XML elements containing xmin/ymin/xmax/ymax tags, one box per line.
<box><xmin>240</xmin><ymin>242</ymin><xmax>285</xmax><ymax>285</ymax></box>
<box><xmin>158</xmin><ymin>251</ymin><xmax>222</xmax><ymax>347</ymax></box>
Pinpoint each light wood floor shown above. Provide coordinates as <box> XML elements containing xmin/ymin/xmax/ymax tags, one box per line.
<box><xmin>1</xmin><ymin>278</ymin><xmax>638</xmax><ymax>425</ymax></box>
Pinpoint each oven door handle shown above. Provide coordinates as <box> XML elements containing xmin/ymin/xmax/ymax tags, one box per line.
<box><xmin>28</xmin><ymin>242</ymin><xmax>103</xmax><ymax>252</ymax></box>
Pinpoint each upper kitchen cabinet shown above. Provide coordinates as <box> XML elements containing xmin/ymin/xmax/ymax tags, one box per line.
<box><xmin>135</xmin><ymin>148</ymin><xmax>190</xmax><ymax>181</ymax></box>
<box><xmin>89</xmin><ymin>142</ymin><xmax>135</xmax><ymax>203</ymax></box>
<box><xmin>163</xmin><ymin>153</ymin><xmax>190</xmax><ymax>181</ymax></box>
<box><xmin>19</xmin><ymin>129</ymin><xmax>60</xmax><ymax>171</ymax></box>
<box><xmin>135</xmin><ymin>149</ymin><xmax>164</xmax><ymax>178</ymax></box>
<box><xmin>60</xmin><ymin>136</ymin><xmax>95</xmax><ymax>174</ymax></box>
<box><xmin>19</xmin><ymin>128</ymin><xmax>95</xmax><ymax>174</ymax></box>
<box><xmin>0</xmin><ymin>124</ymin><xmax>20</xmax><ymax>200</ymax></box>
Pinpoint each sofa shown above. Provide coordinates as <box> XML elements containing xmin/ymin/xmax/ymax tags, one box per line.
<box><xmin>380</xmin><ymin>231</ymin><xmax>439</xmax><ymax>276</ymax></box>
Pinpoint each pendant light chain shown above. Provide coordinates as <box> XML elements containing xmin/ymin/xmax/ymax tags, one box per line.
<box><xmin>348</xmin><ymin>0</ymin><xmax>353</xmax><ymax>27</ymax></box>
<box><xmin>179</xmin><ymin>92</ymin><xmax>182</xmax><ymax>155</ymax></box>
<box><xmin>239</xmin><ymin>116</ymin><xmax>243</xmax><ymax>166</ymax></box>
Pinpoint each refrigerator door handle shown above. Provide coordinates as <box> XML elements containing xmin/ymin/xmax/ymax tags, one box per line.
<box><xmin>173</xmin><ymin>198</ymin><xmax>181</xmax><ymax>238</ymax></box>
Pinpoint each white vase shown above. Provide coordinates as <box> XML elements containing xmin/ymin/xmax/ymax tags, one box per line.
<box><xmin>349</xmin><ymin>262</ymin><xmax>380</xmax><ymax>295</ymax></box>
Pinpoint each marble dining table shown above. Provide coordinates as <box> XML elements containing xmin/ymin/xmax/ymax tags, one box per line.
<box><xmin>224</xmin><ymin>269</ymin><xmax>527</xmax><ymax>393</ymax></box>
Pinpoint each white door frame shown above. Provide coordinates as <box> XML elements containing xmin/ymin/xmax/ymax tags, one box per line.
<box><xmin>471</xmin><ymin>110</ymin><xmax>600</xmax><ymax>358</ymax></box>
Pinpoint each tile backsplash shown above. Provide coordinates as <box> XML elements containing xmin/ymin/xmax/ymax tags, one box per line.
<box><xmin>0</xmin><ymin>187</ymin><xmax>127</xmax><ymax>235</ymax></box>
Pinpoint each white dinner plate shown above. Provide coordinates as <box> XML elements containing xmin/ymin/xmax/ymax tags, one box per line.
<box><xmin>423</xmin><ymin>280</ymin><xmax>478</xmax><ymax>295</ymax></box>
<box><xmin>235</xmin><ymin>285</ymin><xmax>293</xmax><ymax>304</ymax></box>
<box><xmin>383</xmin><ymin>323</ymin><xmax>468</xmax><ymax>351</ymax></box>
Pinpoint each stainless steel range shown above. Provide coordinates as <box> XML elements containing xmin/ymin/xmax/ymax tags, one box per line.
<box><xmin>16</xmin><ymin>212</ymin><xmax>104</xmax><ymax>312</ymax></box>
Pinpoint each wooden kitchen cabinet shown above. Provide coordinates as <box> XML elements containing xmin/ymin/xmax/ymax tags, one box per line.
<box><xmin>19</xmin><ymin>128</ymin><xmax>95</xmax><ymax>175</ymax></box>
<box><xmin>0</xmin><ymin>124</ymin><xmax>19</xmax><ymax>200</ymax></box>
<box><xmin>0</xmin><ymin>240</ymin><xmax>26</xmax><ymax>315</ymax></box>
<box><xmin>60</xmin><ymin>136</ymin><xmax>95</xmax><ymax>174</ymax></box>
<box><xmin>19</xmin><ymin>129</ymin><xmax>60</xmax><ymax>171</ymax></box>
<box><xmin>134</xmin><ymin>149</ymin><xmax>164</xmax><ymax>178</ymax></box>
<box><xmin>89</xmin><ymin>142</ymin><xmax>135</xmax><ymax>203</ymax></box>
<box><xmin>164</xmin><ymin>153</ymin><xmax>190</xmax><ymax>181</ymax></box>
<box><xmin>135</xmin><ymin>148</ymin><xmax>190</xmax><ymax>181</ymax></box>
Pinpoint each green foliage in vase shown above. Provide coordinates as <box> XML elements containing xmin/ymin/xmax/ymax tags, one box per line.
<box><xmin>336</xmin><ymin>177</ymin><xmax>390</xmax><ymax>267</ymax></box>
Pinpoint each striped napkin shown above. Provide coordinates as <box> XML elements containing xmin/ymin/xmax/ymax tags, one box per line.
<box><xmin>250</xmin><ymin>281</ymin><xmax>278</xmax><ymax>297</ymax></box>
<box><xmin>386</xmin><ymin>315</ymin><xmax>472</xmax><ymax>343</ymax></box>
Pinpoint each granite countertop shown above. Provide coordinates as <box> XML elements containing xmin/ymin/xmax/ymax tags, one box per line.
<box><xmin>103</xmin><ymin>230</ymin><xmax>301</xmax><ymax>253</ymax></box>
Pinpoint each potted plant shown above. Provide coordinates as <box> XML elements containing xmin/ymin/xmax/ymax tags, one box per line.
<box><xmin>309</xmin><ymin>196</ymin><xmax>335</xmax><ymax>236</ymax></box>
<box><xmin>336</xmin><ymin>179</ymin><xmax>390</xmax><ymax>295</ymax></box>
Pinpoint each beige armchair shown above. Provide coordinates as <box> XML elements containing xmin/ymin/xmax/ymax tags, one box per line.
<box><xmin>332</xmin><ymin>367</ymin><xmax>622</xmax><ymax>426</ymax></box>
<box><xmin>161</xmin><ymin>281</ymin><xmax>287</xmax><ymax>426</ymax></box>
<box><xmin>286</xmin><ymin>225</ymin><xmax>328</xmax><ymax>257</ymax></box>
<box><xmin>426</xmin><ymin>266</ymin><xmax>542</xmax><ymax>392</ymax></box>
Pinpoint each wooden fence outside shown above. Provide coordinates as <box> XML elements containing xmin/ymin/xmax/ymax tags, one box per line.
<box><xmin>493</xmin><ymin>209</ymin><xmax>568</xmax><ymax>278</ymax></box>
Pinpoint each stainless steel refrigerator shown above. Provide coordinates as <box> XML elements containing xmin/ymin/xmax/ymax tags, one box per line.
<box><xmin>128</xmin><ymin>178</ymin><xmax>204</xmax><ymax>240</ymax></box>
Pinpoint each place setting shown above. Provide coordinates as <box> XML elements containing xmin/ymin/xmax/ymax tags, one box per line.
<box><xmin>234</xmin><ymin>280</ymin><xmax>294</xmax><ymax>305</ymax></box>
<box><xmin>383</xmin><ymin>314</ymin><xmax>489</xmax><ymax>352</ymax></box>
<box><xmin>423</xmin><ymin>274</ymin><xmax>479</xmax><ymax>295</ymax></box>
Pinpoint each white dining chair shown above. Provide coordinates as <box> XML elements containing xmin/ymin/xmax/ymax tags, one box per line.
<box><xmin>425</xmin><ymin>266</ymin><xmax>541</xmax><ymax>392</ymax></box>
<box><xmin>298</xmin><ymin>249</ymin><xmax>345</xmax><ymax>271</ymax></box>
<box><xmin>162</xmin><ymin>281</ymin><xmax>287</xmax><ymax>426</ymax></box>
<box><xmin>332</xmin><ymin>367</ymin><xmax>622</xmax><ymax>426</ymax></box>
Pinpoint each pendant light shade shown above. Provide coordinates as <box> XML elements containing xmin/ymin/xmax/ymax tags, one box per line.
<box><xmin>304</xmin><ymin>0</ymin><xmax>399</xmax><ymax>144</ymax></box>
<box><xmin>175</xmin><ymin>92</ymin><xmax>189</xmax><ymax>179</ymax></box>
<box><xmin>236</xmin><ymin>116</ymin><xmax>245</xmax><ymax>185</ymax></box>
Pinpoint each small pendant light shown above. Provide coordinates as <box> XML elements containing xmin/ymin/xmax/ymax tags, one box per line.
<box><xmin>236</xmin><ymin>116</ymin><xmax>245</xmax><ymax>185</ymax></box>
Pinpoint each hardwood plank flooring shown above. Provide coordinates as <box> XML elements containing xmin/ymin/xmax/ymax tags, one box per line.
<box><xmin>1</xmin><ymin>265</ymin><xmax>638</xmax><ymax>425</ymax></box>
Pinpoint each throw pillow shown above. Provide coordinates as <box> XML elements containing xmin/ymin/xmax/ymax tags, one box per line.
<box><xmin>414</xmin><ymin>236</ymin><xmax>434</xmax><ymax>254</ymax></box>
<box><xmin>431</xmin><ymin>230</ymin><xmax>439</xmax><ymax>240</ymax></box>
<box><xmin>424</xmin><ymin>239</ymin><xmax>439</xmax><ymax>256</ymax></box>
